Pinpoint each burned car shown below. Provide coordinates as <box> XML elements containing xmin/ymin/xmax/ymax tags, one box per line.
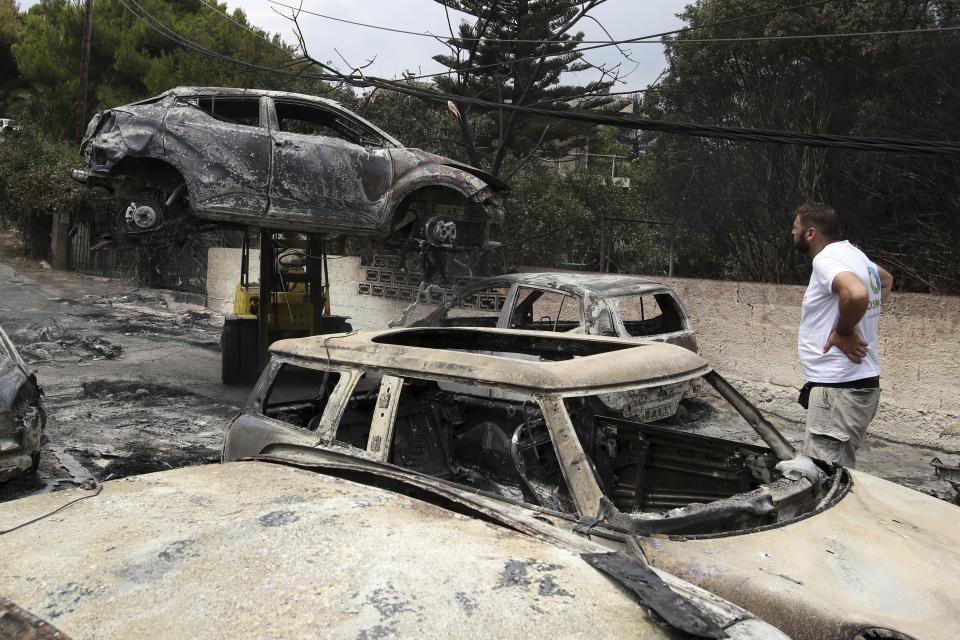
<box><xmin>71</xmin><ymin>87</ymin><xmax>506</xmax><ymax>270</ymax></box>
<box><xmin>0</xmin><ymin>325</ymin><xmax>45</xmax><ymax>482</ymax></box>
<box><xmin>0</xmin><ymin>361</ymin><xmax>786</xmax><ymax>640</ymax></box>
<box><xmin>412</xmin><ymin>273</ymin><xmax>698</xmax><ymax>422</ymax></box>
<box><xmin>413</xmin><ymin>272</ymin><xmax>698</xmax><ymax>352</ymax></box>
<box><xmin>222</xmin><ymin>328</ymin><xmax>960</xmax><ymax>640</ymax></box>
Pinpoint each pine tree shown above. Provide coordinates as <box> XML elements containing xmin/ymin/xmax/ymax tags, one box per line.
<box><xmin>431</xmin><ymin>0</ymin><xmax>618</xmax><ymax>177</ymax></box>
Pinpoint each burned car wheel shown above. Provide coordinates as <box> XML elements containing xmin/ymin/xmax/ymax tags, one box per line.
<box><xmin>120</xmin><ymin>183</ymin><xmax>188</xmax><ymax>235</ymax></box>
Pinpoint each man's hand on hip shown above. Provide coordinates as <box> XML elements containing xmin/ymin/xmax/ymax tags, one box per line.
<box><xmin>824</xmin><ymin>330</ymin><xmax>867</xmax><ymax>363</ymax></box>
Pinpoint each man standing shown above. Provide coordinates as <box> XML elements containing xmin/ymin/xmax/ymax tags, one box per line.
<box><xmin>791</xmin><ymin>203</ymin><xmax>893</xmax><ymax>467</ymax></box>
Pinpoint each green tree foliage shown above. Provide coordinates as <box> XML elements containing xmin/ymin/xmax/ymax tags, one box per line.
<box><xmin>504</xmin><ymin>143</ymin><xmax>659</xmax><ymax>273</ymax></box>
<box><xmin>11</xmin><ymin>0</ymin><xmax>302</xmax><ymax>138</ymax></box>
<box><xmin>431</xmin><ymin>0</ymin><xmax>617</xmax><ymax>177</ymax></box>
<box><xmin>642</xmin><ymin>0</ymin><xmax>960</xmax><ymax>292</ymax></box>
<box><xmin>0</xmin><ymin>0</ymin><xmax>18</xmax><ymax>77</ymax></box>
<box><xmin>0</xmin><ymin>127</ymin><xmax>86</xmax><ymax>256</ymax></box>
<box><xmin>350</xmin><ymin>85</ymin><xmax>464</xmax><ymax>160</ymax></box>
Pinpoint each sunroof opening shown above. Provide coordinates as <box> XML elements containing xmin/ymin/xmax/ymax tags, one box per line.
<box><xmin>372</xmin><ymin>328</ymin><xmax>635</xmax><ymax>360</ymax></box>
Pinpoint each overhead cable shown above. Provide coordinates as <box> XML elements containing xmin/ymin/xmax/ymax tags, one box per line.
<box><xmin>266</xmin><ymin>0</ymin><xmax>836</xmax><ymax>45</ymax></box>
<box><xmin>118</xmin><ymin>0</ymin><xmax>960</xmax><ymax>158</ymax></box>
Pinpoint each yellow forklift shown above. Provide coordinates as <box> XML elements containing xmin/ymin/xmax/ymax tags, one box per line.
<box><xmin>221</xmin><ymin>229</ymin><xmax>351</xmax><ymax>384</ymax></box>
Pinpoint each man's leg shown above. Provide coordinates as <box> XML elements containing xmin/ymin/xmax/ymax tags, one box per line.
<box><xmin>830</xmin><ymin>388</ymin><xmax>880</xmax><ymax>467</ymax></box>
<box><xmin>804</xmin><ymin>387</ymin><xmax>849</xmax><ymax>465</ymax></box>
<box><xmin>804</xmin><ymin>387</ymin><xmax>880</xmax><ymax>468</ymax></box>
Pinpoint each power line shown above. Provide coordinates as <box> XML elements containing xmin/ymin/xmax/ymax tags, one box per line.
<box><xmin>117</xmin><ymin>0</ymin><xmax>960</xmax><ymax>158</ymax></box>
<box><xmin>197</xmin><ymin>0</ymin><xmax>293</xmax><ymax>58</ymax></box>
<box><xmin>268</xmin><ymin>0</ymin><xmax>838</xmax><ymax>82</ymax></box>
<box><xmin>267</xmin><ymin>0</ymin><xmax>838</xmax><ymax>45</ymax></box>
<box><xmin>266</xmin><ymin>0</ymin><xmax>960</xmax><ymax>49</ymax></box>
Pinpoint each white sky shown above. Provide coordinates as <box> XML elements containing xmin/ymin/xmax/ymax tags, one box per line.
<box><xmin>18</xmin><ymin>0</ymin><xmax>689</xmax><ymax>92</ymax></box>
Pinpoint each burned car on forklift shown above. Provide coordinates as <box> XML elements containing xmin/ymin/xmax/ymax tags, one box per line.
<box><xmin>0</xmin><ymin>325</ymin><xmax>45</xmax><ymax>481</ymax></box>
<box><xmin>222</xmin><ymin>328</ymin><xmax>960</xmax><ymax>640</ymax></box>
<box><xmin>71</xmin><ymin>87</ymin><xmax>506</xmax><ymax>273</ymax></box>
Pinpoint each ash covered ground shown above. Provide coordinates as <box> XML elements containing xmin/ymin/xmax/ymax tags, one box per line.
<box><xmin>0</xmin><ymin>233</ymin><xmax>956</xmax><ymax>503</ymax></box>
<box><xmin>0</xmin><ymin>238</ymin><xmax>247</xmax><ymax>501</ymax></box>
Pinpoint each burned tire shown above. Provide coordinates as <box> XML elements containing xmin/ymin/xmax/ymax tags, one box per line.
<box><xmin>221</xmin><ymin>316</ymin><xmax>260</xmax><ymax>385</ymax></box>
<box><xmin>221</xmin><ymin>319</ymin><xmax>242</xmax><ymax>385</ymax></box>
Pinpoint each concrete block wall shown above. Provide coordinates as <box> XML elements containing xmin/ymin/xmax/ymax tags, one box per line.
<box><xmin>658</xmin><ymin>276</ymin><xmax>960</xmax><ymax>452</ymax></box>
<box><xmin>207</xmin><ymin>247</ymin><xmax>960</xmax><ymax>452</ymax></box>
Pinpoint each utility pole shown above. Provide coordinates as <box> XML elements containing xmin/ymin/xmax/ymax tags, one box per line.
<box><xmin>74</xmin><ymin>0</ymin><xmax>94</xmax><ymax>145</ymax></box>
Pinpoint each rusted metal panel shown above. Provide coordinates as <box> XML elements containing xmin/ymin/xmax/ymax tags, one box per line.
<box><xmin>0</xmin><ymin>596</ymin><xmax>72</xmax><ymax>640</ymax></box>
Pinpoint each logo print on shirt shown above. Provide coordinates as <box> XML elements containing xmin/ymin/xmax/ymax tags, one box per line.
<box><xmin>868</xmin><ymin>266</ymin><xmax>881</xmax><ymax>295</ymax></box>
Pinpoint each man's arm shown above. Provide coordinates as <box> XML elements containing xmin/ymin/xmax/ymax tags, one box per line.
<box><xmin>825</xmin><ymin>271</ymin><xmax>869</xmax><ymax>363</ymax></box>
<box><xmin>878</xmin><ymin>265</ymin><xmax>893</xmax><ymax>303</ymax></box>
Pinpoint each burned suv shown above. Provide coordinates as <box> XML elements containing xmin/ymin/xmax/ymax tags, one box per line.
<box><xmin>72</xmin><ymin>87</ymin><xmax>506</xmax><ymax>262</ymax></box>
<box><xmin>223</xmin><ymin>328</ymin><xmax>960</xmax><ymax>640</ymax></box>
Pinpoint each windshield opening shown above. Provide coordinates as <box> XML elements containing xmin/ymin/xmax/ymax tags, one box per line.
<box><xmin>611</xmin><ymin>293</ymin><xmax>684</xmax><ymax>337</ymax></box>
<box><xmin>564</xmin><ymin>375</ymin><xmax>843</xmax><ymax>536</ymax></box>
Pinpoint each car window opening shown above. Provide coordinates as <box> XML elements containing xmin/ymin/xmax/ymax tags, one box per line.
<box><xmin>566</xmin><ymin>379</ymin><xmax>848</xmax><ymax>537</ymax></box>
<box><xmin>194</xmin><ymin>96</ymin><xmax>260</xmax><ymax>127</ymax></box>
<box><xmin>509</xmin><ymin>287</ymin><xmax>582</xmax><ymax>332</ymax></box>
<box><xmin>437</xmin><ymin>286</ymin><xmax>508</xmax><ymax>328</ymax></box>
<box><xmin>613</xmin><ymin>293</ymin><xmax>684</xmax><ymax>337</ymax></box>
<box><xmin>275</xmin><ymin>101</ymin><xmax>381</xmax><ymax>147</ymax></box>
<box><xmin>334</xmin><ymin>371</ymin><xmax>384</xmax><ymax>448</ymax></box>
<box><xmin>381</xmin><ymin>377</ymin><xmax>577</xmax><ymax>515</ymax></box>
<box><xmin>263</xmin><ymin>363</ymin><xmax>341</xmax><ymax>431</ymax></box>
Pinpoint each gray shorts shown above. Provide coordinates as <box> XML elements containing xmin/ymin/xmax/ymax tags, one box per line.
<box><xmin>804</xmin><ymin>386</ymin><xmax>880</xmax><ymax>468</ymax></box>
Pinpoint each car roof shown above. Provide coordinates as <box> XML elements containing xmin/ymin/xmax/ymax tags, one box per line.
<box><xmin>161</xmin><ymin>86</ymin><xmax>402</xmax><ymax>146</ymax></box>
<box><xmin>270</xmin><ymin>327</ymin><xmax>710</xmax><ymax>393</ymax></box>
<box><xmin>478</xmin><ymin>272</ymin><xmax>676</xmax><ymax>297</ymax></box>
<box><xmin>0</xmin><ymin>461</ymin><xmax>664</xmax><ymax>638</ymax></box>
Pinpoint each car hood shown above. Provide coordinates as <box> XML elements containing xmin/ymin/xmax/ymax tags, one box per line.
<box><xmin>636</xmin><ymin>469</ymin><xmax>960</xmax><ymax>640</ymax></box>
<box><xmin>0</xmin><ymin>461</ymin><xmax>694</xmax><ymax>639</ymax></box>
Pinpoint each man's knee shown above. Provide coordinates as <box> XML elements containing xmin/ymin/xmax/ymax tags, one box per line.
<box><xmin>804</xmin><ymin>432</ymin><xmax>856</xmax><ymax>467</ymax></box>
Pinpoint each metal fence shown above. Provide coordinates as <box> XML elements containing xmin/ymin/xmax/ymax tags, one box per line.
<box><xmin>138</xmin><ymin>229</ymin><xmax>245</xmax><ymax>294</ymax></box>
<box><xmin>68</xmin><ymin>202</ymin><xmax>138</xmax><ymax>280</ymax></box>
<box><xmin>67</xmin><ymin>200</ymin><xmax>244</xmax><ymax>295</ymax></box>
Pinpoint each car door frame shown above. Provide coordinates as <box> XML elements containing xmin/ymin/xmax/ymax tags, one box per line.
<box><xmin>263</xmin><ymin>97</ymin><xmax>391</xmax><ymax>231</ymax></box>
<box><xmin>498</xmin><ymin>284</ymin><xmax>586</xmax><ymax>333</ymax></box>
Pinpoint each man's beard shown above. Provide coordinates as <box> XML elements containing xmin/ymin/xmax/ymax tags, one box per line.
<box><xmin>794</xmin><ymin>232</ymin><xmax>810</xmax><ymax>256</ymax></box>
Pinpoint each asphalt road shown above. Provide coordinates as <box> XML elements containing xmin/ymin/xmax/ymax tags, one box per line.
<box><xmin>0</xmin><ymin>242</ymin><xmax>249</xmax><ymax>501</ymax></box>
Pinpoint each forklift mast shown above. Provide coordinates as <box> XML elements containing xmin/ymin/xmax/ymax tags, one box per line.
<box><xmin>221</xmin><ymin>228</ymin><xmax>350</xmax><ymax>385</ymax></box>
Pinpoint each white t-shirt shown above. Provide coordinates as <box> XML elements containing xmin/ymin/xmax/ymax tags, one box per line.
<box><xmin>798</xmin><ymin>240</ymin><xmax>882</xmax><ymax>383</ymax></box>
